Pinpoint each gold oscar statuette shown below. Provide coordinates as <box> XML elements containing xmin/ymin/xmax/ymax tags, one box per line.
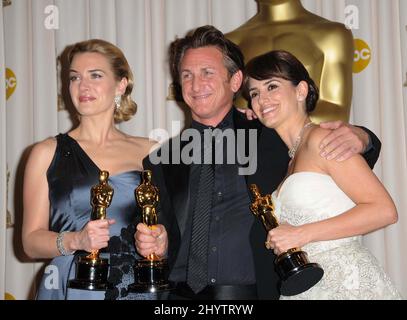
<box><xmin>250</xmin><ymin>184</ymin><xmax>324</xmax><ymax>296</ymax></box>
<box><xmin>128</xmin><ymin>170</ymin><xmax>171</xmax><ymax>293</ymax></box>
<box><xmin>68</xmin><ymin>170</ymin><xmax>114</xmax><ymax>290</ymax></box>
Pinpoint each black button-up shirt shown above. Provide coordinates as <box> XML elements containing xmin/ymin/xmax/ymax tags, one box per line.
<box><xmin>169</xmin><ymin>109</ymin><xmax>256</xmax><ymax>285</ymax></box>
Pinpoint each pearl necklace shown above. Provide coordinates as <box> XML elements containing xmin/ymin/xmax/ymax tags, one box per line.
<box><xmin>288</xmin><ymin>121</ymin><xmax>314</xmax><ymax>159</ymax></box>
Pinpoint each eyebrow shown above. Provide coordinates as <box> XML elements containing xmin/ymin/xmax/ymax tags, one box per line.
<box><xmin>248</xmin><ymin>79</ymin><xmax>278</xmax><ymax>92</ymax></box>
<box><xmin>69</xmin><ymin>69</ymin><xmax>106</xmax><ymax>73</ymax></box>
<box><xmin>181</xmin><ymin>66</ymin><xmax>215</xmax><ymax>72</ymax></box>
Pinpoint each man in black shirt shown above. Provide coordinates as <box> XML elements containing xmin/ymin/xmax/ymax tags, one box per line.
<box><xmin>135</xmin><ymin>25</ymin><xmax>380</xmax><ymax>300</ymax></box>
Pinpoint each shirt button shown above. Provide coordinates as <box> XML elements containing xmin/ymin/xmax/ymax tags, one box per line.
<box><xmin>211</xmin><ymin>246</ymin><xmax>217</xmax><ymax>252</ymax></box>
<box><xmin>211</xmin><ymin>278</ymin><xmax>216</xmax><ymax>284</ymax></box>
<box><xmin>214</xmin><ymin>216</ymin><xmax>220</xmax><ymax>222</ymax></box>
<box><xmin>217</xmin><ymin>191</ymin><xmax>223</xmax><ymax>199</ymax></box>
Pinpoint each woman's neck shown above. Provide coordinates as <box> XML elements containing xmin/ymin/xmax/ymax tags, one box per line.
<box><xmin>277</xmin><ymin>116</ymin><xmax>311</xmax><ymax>151</ymax></box>
<box><xmin>72</xmin><ymin>117</ymin><xmax>121</xmax><ymax>145</ymax></box>
<box><xmin>256</xmin><ymin>0</ymin><xmax>305</xmax><ymax>22</ymax></box>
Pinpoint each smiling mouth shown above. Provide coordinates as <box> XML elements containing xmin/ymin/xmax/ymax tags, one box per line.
<box><xmin>79</xmin><ymin>96</ymin><xmax>95</xmax><ymax>103</ymax></box>
<box><xmin>193</xmin><ymin>94</ymin><xmax>211</xmax><ymax>100</ymax></box>
<box><xmin>261</xmin><ymin>106</ymin><xmax>277</xmax><ymax>116</ymax></box>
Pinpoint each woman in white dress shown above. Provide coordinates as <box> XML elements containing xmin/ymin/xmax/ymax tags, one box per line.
<box><xmin>242</xmin><ymin>50</ymin><xmax>402</xmax><ymax>300</ymax></box>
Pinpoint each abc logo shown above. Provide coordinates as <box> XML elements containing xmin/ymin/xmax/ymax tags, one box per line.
<box><xmin>353</xmin><ymin>39</ymin><xmax>371</xmax><ymax>74</ymax></box>
<box><xmin>5</xmin><ymin>68</ymin><xmax>17</xmax><ymax>100</ymax></box>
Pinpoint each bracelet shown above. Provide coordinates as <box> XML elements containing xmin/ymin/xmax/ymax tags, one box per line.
<box><xmin>56</xmin><ymin>231</ymin><xmax>75</xmax><ymax>256</ymax></box>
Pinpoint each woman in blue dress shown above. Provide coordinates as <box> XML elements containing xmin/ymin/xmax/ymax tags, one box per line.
<box><xmin>22</xmin><ymin>39</ymin><xmax>156</xmax><ymax>300</ymax></box>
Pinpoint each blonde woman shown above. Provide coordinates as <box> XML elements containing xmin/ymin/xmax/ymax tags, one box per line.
<box><xmin>23</xmin><ymin>39</ymin><xmax>155</xmax><ymax>300</ymax></box>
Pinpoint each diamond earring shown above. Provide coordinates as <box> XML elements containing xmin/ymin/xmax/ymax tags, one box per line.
<box><xmin>114</xmin><ymin>95</ymin><xmax>121</xmax><ymax>111</ymax></box>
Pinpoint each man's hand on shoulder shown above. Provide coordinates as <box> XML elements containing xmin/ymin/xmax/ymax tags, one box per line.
<box><xmin>319</xmin><ymin>120</ymin><xmax>369</xmax><ymax>161</ymax></box>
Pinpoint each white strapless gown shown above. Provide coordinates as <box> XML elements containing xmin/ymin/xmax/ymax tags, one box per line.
<box><xmin>272</xmin><ymin>172</ymin><xmax>402</xmax><ymax>300</ymax></box>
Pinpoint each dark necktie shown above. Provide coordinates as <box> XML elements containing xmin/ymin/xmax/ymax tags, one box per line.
<box><xmin>186</xmin><ymin>138</ymin><xmax>215</xmax><ymax>293</ymax></box>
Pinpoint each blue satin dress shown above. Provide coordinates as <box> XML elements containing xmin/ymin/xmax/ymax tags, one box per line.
<box><xmin>36</xmin><ymin>133</ymin><xmax>154</xmax><ymax>300</ymax></box>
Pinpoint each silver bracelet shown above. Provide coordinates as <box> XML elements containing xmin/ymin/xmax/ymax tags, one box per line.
<box><xmin>56</xmin><ymin>231</ymin><xmax>74</xmax><ymax>256</ymax></box>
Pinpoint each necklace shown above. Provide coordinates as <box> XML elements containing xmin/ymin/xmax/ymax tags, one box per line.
<box><xmin>288</xmin><ymin>121</ymin><xmax>314</xmax><ymax>159</ymax></box>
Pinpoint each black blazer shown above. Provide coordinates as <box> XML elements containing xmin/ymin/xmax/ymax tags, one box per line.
<box><xmin>143</xmin><ymin>108</ymin><xmax>381</xmax><ymax>300</ymax></box>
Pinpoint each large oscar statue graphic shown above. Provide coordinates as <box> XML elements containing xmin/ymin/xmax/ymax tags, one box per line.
<box><xmin>226</xmin><ymin>0</ymin><xmax>353</xmax><ymax>123</ymax></box>
<box><xmin>128</xmin><ymin>170</ymin><xmax>170</xmax><ymax>293</ymax></box>
<box><xmin>249</xmin><ymin>184</ymin><xmax>323</xmax><ymax>296</ymax></box>
<box><xmin>68</xmin><ymin>170</ymin><xmax>114</xmax><ymax>290</ymax></box>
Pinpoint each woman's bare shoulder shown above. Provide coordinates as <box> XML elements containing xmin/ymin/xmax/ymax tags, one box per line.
<box><xmin>299</xmin><ymin>125</ymin><xmax>332</xmax><ymax>171</ymax></box>
<box><xmin>26</xmin><ymin>136</ymin><xmax>57</xmax><ymax>170</ymax></box>
<box><xmin>31</xmin><ymin>137</ymin><xmax>57</xmax><ymax>158</ymax></box>
<box><xmin>125</xmin><ymin>135</ymin><xmax>158</xmax><ymax>157</ymax></box>
<box><xmin>305</xmin><ymin>125</ymin><xmax>332</xmax><ymax>152</ymax></box>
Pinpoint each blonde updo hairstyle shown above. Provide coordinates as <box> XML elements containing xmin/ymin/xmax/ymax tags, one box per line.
<box><xmin>67</xmin><ymin>39</ymin><xmax>137</xmax><ymax>123</ymax></box>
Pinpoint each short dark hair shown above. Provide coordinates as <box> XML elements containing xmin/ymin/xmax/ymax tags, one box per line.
<box><xmin>242</xmin><ymin>50</ymin><xmax>319</xmax><ymax>113</ymax></box>
<box><xmin>169</xmin><ymin>25</ymin><xmax>244</xmax><ymax>99</ymax></box>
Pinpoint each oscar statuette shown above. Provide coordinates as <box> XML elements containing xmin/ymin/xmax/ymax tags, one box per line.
<box><xmin>128</xmin><ymin>170</ymin><xmax>171</xmax><ymax>293</ymax></box>
<box><xmin>68</xmin><ymin>170</ymin><xmax>114</xmax><ymax>290</ymax></box>
<box><xmin>249</xmin><ymin>184</ymin><xmax>324</xmax><ymax>296</ymax></box>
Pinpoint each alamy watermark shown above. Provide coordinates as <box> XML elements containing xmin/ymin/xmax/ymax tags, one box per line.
<box><xmin>44</xmin><ymin>5</ymin><xmax>59</xmax><ymax>30</ymax></box>
<box><xmin>42</xmin><ymin>4</ymin><xmax>359</xmax><ymax>31</ymax></box>
<box><xmin>44</xmin><ymin>265</ymin><xmax>59</xmax><ymax>290</ymax></box>
<box><xmin>344</xmin><ymin>4</ymin><xmax>359</xmax><ymax>30</ymax></box>
<box><xmin>148</xmin><ymin>122</ymin><xmax>258</xmax><ymax>175</ymax></box>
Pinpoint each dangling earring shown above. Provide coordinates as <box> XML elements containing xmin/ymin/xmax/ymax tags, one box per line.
<box><xmin>114</xmin><ymin>95</ymin><xmax>122</xmax><ymax>112</ymax></box>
